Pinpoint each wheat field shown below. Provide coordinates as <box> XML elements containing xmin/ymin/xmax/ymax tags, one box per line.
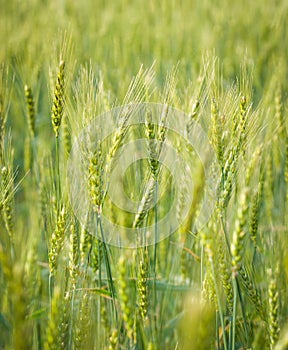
<box><xmin>1</xmin><ymin>0</ymin><xmax>288</xmax><ymax>349</ymax></box>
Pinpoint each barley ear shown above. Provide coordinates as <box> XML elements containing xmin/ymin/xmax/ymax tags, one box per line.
<box><xmin>108</xmin><ymin>329</ymin><xmax>118</xmax><ymax>350</ymax></box>
<box><xmin>210</xmin><ymin>98</ymin><xmax>224</xmax><ymax>166</ymax></box>
<box><xmin>231</xmin><ymin>188</ymin><xmax>249</xmax><ymax>277</ymax></box>
<box><xmin>268</xmin><ymin>271</ymin><xmax>280</xmax><ymax>349</ymax></box>
<box><xmin>68</xmin><ymin>223</ymin><xmax>79</xmax><ymax>290</ymax></box>
<box><xmin>74</xmin><ymin>293</ymin><xmax>91</xmax><ymax>349</ymax></box>
<box><xmin>88</xmin><ymin>140</ymin><xmax>104</xmax><ymax>213</ymax></box>
<box><xmin>24</xmin><ymin>84</ymin><xmax>36</xmax><ymax>139</ymax></box>
<box><xmin>45</xmin><ymin>287</ymin><xmax>70</xmax><ymax>350</ymax></box>
<box><xmin>1</xmin><ymin>166</ymin><xmax>14</xmax><ymax>238</ymax></box>
<box><xmin>51</xmin><ymin>60</ymin><xmax>65</xmax><ymax>138</ymax></box>
<box><xmin>118</xmin><ymin>255</ymin><xmax>135</xmax><ymax>343</ymax></box>
<box><xmin>48</xmin><ymin>206</ymin><xmax>66</xmax><ymax>275</ymax></box>
<box><xmin>137</xmin><ymin>253</ymin><xmax>148</xmax><ymax>320</ymax></box>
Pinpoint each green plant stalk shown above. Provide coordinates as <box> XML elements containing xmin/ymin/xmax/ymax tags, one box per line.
<box><xmin>49</xmin><ymin>274</ymin><xmax>54</xmax><ymax>313</ymax></box>
<box><xmin>210</xmin><ymin>257</ymin><xmax>228</xmax><ymax>350</ymax></box>
<box><xmin>235</xmin><ymin>275</ymin><xmax>249</xmax><ymax>343</ymax></box>
<box><xmin>36</xmin><ymin>318</ymin><xmax>42</xmax><ymax>350</ymax></box>
<box><xmin>220</xmin><ymin>217</ymin><xmax>250</xmax><ymax>343</ymax></box>
<box><xmin>153</xmin><ymin>179</ymin><xmax>158</xmax><ymax>346</ymax></box>
<box><xmin>55</xmin><ymin>136</ymin><xmax>61</xmax><ymax>206</ymax></box>
<box><xmin>229</xmin><ymin>316</ymin><xmax>233</xmax><ymax>350</ymax></box>
<box><xmin>216</xmin><ymin>314</ymin><xmax>220</xmax><ymax>349</ymax></box>
<box><xmin>98</xmin><ymin>214</ymin><xmax>117</xmax><ymax>321</ymax></box>
<box><xmin>68</xmin><ymin>292</ymin><xmax>75</xmax><ymax>350</ymax></box>
<box><xmin>232</xmin><ymin>277</ymin><xmax>238</xmax><ymax>350</ymax></box>
<box><xmin>96</xmin><ymin>216</ymin><xmax>103</xmax><ymax>342</ymax></box>
<box><xmin>153</xmin><ymin>180</ymin><xmax>158</xmax><ymax>274</ymax></box>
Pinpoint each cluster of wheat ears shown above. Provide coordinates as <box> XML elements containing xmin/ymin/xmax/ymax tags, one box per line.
<box><xmin>0</xmin><ymin>52</ymin><xmax>287</xmax><ymax>349</ymax></box>
<box><xmin>1</xmin><ymin>1</ymin><xmax>288</xmax><ymax>349</ymax></box>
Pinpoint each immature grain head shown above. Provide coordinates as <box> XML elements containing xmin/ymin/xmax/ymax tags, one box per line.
<box><xmin>88</xmin><ymin>140</ymin><xmax>104</xmax><ymax>213</ymax></box>
<box><xmin>217</xmin><ymin>238</ymin><xmax>233</xmax><ymax>314</ymax></box>
<box><xmin>210</xmin><ymin>98</ymin><xmax>224</xmax><ymax>166</ymax></box>
<box><xmin>44</xmin><ymin>287</ymin><xmax>70</xmax><ymax>350</ymax></box>
<box><xmin>268</xmin><ymin>271</ymin><xmax>280</xmax><ymax>349</ymax></box>
<box><xmin>48</xmin><ymin>206</ymin><xmax>66</xmax><ymax>275</ymax></box>
<box><xmin>1</xmin><ymin>166</ymin><xmax>14</xmax><ymax>238</ymax></box>
<box><xmin>51</xmin><ymin>61</ymin><xmax>65</xmax><ymax>138</ymax></box>
<box><xmin>118</xmin><ymin>255</ymin><xmax>135</xmax><ymax>342</ymax></box>
<box><xmin>137</xmin><ymin>254</ymin><xmax>148</xmax><ymax>320</ymax></box>
<box><xmin>24</xmin><ymin>85</ymin><xmax>36</xmax><ymax>139</ymax></box>
<box><xmin>108</xmin><ymin>329</ymin><xmax>118</xmax><ymax>350</ymax></box>
<box><xmin>231</xmin><ymin>187</ymin><xmax>249</xmax><ymax>277</ymax></box>
<box><xmin>68</xmin><ymin>223</ymin><xmax>79</xmax><ymax>289</ymax></box>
